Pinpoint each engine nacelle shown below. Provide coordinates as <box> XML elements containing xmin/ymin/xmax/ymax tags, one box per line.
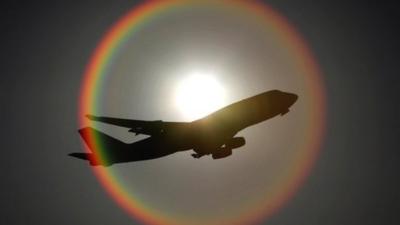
<box><xmin>226</xmin><ymin>137</ymin><xmax>246</xmax><ymax>149</ymax></box>
<box><xmin>212</xmin><ymin>148</ymin><xmax>232</xmax><ymax>159</ymax></box>
<box><xmin>211</xmin><ymin>137</ymin><xmax>246</xmax><ymax>159</ymax></box>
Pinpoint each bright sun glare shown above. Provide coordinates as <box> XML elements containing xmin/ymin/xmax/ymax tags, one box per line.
<box><xmin>175</xmin><ymin>72</ymin><xmax>226</xmax><ymax>121</ymax></box>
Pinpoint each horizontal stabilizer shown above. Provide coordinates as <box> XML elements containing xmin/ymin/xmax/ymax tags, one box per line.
<box><xmin>68</xmin><ymin>153</ymin><xmax>101</xmax><ymax>166</ymax></box>
<box><xmin>69</xmin><ymin>153</ymin><xmax>89</xmax><ymax>160</ymax></box>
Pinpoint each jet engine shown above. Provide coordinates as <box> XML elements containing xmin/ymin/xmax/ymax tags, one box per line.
<box><xmin>225</xmin><ymin>137</ymin><xmax>246</xmax><ymax>149</ymax></box>
<box><xmin>212</xmin><ymin>137</ymin><xmax>246</xmax><ymax>159</ymax></box>
<box><xmin>212</xmin><ymin>148</ymin><xmax>232</xmax><ymax>159</ymax></box>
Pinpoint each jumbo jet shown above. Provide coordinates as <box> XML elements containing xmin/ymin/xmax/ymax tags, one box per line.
<box><xmin>70</xmin><ymin>90</ymin><xmax>298</xmax><ymax>166</ymax></box>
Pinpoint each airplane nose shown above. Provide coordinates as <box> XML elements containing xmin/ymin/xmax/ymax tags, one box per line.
<box><xmin>284</xmin><ymin>92</ymin><xmax>298</xmax><ymax>106</ymax></box>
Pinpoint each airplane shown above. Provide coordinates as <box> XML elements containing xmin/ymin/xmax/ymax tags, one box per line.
<box><xmin>69</xmin><ymin>90</ymin><xmax>298</xmax><ymax>166</ymax></box>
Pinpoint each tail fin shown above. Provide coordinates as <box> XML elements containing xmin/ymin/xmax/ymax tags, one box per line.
<box><xmin>77</xmin><ymin>127</ymin><xmax>126</xmax><ymax>166</ymax></box>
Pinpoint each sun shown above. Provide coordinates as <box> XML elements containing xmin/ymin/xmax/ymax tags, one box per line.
<box><xmin>175</xmin><ymin>72</ymin><xmax>226</xmax><ymax>121</ymax></box>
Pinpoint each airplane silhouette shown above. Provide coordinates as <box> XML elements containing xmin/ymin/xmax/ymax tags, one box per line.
<box><xmin>70</xmin><ymin>90</ymin><xmax>298</xmax><ymax>166</ymax></box>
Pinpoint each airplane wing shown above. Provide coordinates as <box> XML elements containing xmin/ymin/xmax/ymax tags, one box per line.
<box><xmin>86</xmin><ymin>115</ymin><xmax>188</xmax><ymax>136</ymax></box>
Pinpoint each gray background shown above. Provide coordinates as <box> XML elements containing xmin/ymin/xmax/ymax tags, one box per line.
<box><xmin>1</xmin><ymin>1</ymin><xmax>398</xmax><ymax>225</ymax></box>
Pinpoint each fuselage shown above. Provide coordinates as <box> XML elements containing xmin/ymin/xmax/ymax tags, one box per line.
<box><xmin>142</xmin><ymin>90</ymin><xmax>298</xmax><ymax>155</ymax></box>
<box><xmin>73</xmin><ymin>90</ymin><xmax>298</xmax><ymax>165</ymax></box>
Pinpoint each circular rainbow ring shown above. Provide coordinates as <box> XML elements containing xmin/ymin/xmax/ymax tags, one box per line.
<box><xmin>78</xmin><ymin>1</ymin><xmax>326</xmax><ymax>225</ymax></box>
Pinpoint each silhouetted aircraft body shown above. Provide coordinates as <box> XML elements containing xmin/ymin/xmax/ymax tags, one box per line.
<box><xmin>70</xmin><ymin>90</ymin><xmax>298</xmax><ymax>166</ymax></box>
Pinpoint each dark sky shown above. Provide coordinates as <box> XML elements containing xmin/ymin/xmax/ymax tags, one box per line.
<box><xmin>1</xmin><ymin>1</ymin><xmax>399</xmax><ymax>225</ymax></box>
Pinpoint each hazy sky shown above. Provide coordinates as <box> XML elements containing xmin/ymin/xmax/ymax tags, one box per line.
<box><xmin>1</xmin><ymin>1</ymin><xmax>399</xmax><ymax>225</ymax></box>
<box><xmin>90</xmin><ymin>3</ymin><xmax>317</xmax><ymax>224</ymax></box>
